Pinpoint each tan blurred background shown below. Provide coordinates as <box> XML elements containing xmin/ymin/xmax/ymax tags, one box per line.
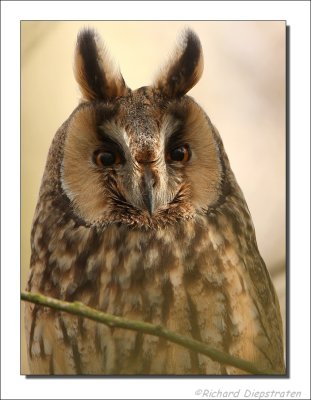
<box><xmin>21</xmin><ymin>21</ymin><xmax>286</xmax><ymax>374</ymax></box>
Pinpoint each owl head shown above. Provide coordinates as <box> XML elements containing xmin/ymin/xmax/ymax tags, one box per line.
<box><xmin>54</xmin><ymin>28</ymin><xmax>234</xmax><ymax>229</ymax></box>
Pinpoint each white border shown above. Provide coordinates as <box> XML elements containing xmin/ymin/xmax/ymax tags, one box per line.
<box><xmin>1</xmin><ymin>1</ymin><xmax>310</xmax><ymax>399</ymax></box>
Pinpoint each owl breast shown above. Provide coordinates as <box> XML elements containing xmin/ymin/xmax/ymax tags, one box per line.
<box><xmin>26</xmin><ymin>191</ymin><xmax>283</xmax><ymax>375</ymax></box>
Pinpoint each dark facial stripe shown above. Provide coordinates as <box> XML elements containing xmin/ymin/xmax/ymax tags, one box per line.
<box><xmin>166</xmin><ymin>127</ymin><xmax>187</xmax><ymax>150</ymax></box>
<box><xmin>96</xmin><ymin>130</ymin><xmax>122</xmax><ymax>147</ymax></box>
<box><xmin>95</xmin><ymin>103</ymin><xmax>118</xmax><ymax>125</ymax></box>
<box><xmin>95</xmin><ymin>130</ymin><xmax>126</xmax><ymax>163</ymax></box>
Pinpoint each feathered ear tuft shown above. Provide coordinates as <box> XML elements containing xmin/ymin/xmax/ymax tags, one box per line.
<box><xmin>74</xmin><ymin>29</ymin><xmax>129</xmax><ymax>102</ymax></box>
<box><xmin>153</xmin><ymin>29</ymin><xmax>204</xmax><ymax>98</ymax></box>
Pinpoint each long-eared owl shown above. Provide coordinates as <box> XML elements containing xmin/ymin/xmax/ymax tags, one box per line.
<box><xmin>25</xmin><ymin>28</ymin><xmax>285</xmax><ymax>375</ymax></box>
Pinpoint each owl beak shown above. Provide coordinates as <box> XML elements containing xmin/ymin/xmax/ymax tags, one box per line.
<box><xmin>142</xmin><ymin>165</ymin><xmax>155</xmax><ymax>216</ymax></box>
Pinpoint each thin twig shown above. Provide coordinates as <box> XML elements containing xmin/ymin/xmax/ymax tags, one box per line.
<box><xmin>21</xmin><ymin>290</ymin><xmax>280</xmax><ymax>375</ymax></box>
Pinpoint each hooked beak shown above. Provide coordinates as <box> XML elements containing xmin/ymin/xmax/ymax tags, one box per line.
<box><xmin>142</xmin><ymin>165</ymin><xmax>155</xmax><ymax>215</ymax></box>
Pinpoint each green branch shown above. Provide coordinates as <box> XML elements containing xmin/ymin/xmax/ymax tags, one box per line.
<box><xmin>21</xmin><ymin>290</ymin><xmax>280</xmax><ymax>375</ymax></box>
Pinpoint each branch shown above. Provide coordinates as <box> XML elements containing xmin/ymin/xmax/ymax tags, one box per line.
<box><xmin>21</xmin><ymin>290</ymin><xmax>279</xmax><ymax>375</ymax></box>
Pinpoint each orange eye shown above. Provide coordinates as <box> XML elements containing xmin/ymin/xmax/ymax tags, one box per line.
<box><xmin>94</xmin><ymin>150</ymin><xmax>122</xmax><ymax>167</ymax></box>
<box><xmin>167</xmin><ymin>144</ymin><xmax>191</xmax><ymax>163</ymax></box>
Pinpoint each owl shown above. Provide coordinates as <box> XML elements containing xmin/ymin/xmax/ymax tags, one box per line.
<box><xmin>25</xmin><ymin>28</ymin><xmax>285</xmax><ymax>375</ymax></box>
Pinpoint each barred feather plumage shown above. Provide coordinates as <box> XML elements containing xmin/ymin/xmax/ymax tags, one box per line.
<box><xmin>25</xmin><ymin>28</ymin><xmax>285</xmax><ymax>375</ymax></box>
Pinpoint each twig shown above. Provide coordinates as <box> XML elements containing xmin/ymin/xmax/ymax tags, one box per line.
<box><xmin>21</xmin><ymin>290</ymin><xmax>280</xmax><ymax>375</ymax></box>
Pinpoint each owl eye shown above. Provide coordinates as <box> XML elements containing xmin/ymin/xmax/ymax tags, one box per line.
<box><xmin>94</xmin><ymin>150</ymin><xmax>122</xmax><ymax>167</ymax></box>
<box><xmin>167</xmin><ymin>144</ymin><xmax>191</xmax><ymax>163</ymax></box>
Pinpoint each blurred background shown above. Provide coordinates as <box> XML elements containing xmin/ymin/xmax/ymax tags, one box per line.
<box><xmin>21</xmin><ymin>21</ymin><xmax>286</xmax><ymax>374</ymax></box>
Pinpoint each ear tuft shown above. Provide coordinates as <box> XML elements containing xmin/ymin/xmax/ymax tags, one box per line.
<box><xmin>74</xmin><ymin>28</ymin><xmax>129</xmax><ymax>102</ymax></box>
<box><xmin>153</xmin><ymin>29</ymin><xmax>204</xmax><ymax>98</ymax></box>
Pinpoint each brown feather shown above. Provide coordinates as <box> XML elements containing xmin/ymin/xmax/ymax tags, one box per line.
<box><xmin>25</xmin><ymin>28</ymin><xmax>285</xmax><ymax>375</ymax></box>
